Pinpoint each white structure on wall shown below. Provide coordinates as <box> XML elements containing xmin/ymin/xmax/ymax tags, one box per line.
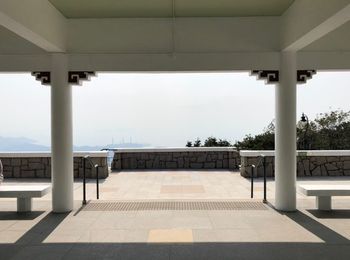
<box><xmin>1</xmin><ymin>0</ymin><xmax>350</xmax><ymax>212</ymax></box>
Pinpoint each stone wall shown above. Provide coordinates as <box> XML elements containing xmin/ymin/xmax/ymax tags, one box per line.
<box><xmin>240</xmin><ymin>151</ymin><xmax>350</xmax><ymax>178</ymax></box>
<box><xmin>0</xmin><ymin>152</ymin><xmax>109</xmax><ymax>179</ymax></box>
<box><xmin>240</xmin><ymin>156</ymin><xmax>275</xmax><ymax>178</ymax></box>
<box><xmin>112</xmin><ymin>148</ymin><xmax>240</xmax><ymax>170</ymax></box>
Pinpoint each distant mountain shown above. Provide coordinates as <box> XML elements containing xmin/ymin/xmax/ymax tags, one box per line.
<box><xmin>0</xmin><ymin>136</ymin><xmax>49</xmax><ymax>151</ymax></box>
<box><xmin>0</xmin><ymin>136</ymin><xmax>150</xmax><ymax>152</ymax></box>
<box><xmin>73</xmin><ymin>142</ymin><xmax>151</xmax><ymax>151</ymax></box>
<box><xmin>102</xmin><ymin>143</ymin><xmax>151</xmax><ymax>149</ymax></box>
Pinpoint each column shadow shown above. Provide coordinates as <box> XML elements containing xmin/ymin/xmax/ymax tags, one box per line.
<box><xmin>15</xmin><ymin>212</ymin><xmax>69</xmax><ymax>245</ymax></box>
<box><xmin>283</xmin><ymin>210</ymin><xmax>349</xmax><ymax>244</ymax></box>
<box><xmin>0</xmin><ymin>207</ymin><xmax>349</xmax><ymax>259</ymax></box>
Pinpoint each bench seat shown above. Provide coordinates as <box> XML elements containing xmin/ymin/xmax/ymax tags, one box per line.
<box><xmin>0</xmin><ymin>185</ymin><xmax>50</xmax><ymax>212</ymax></box>
<box><xmin>298</xmin><ymin>184</ymin><xmax>350</xmax><ymax>210</ymax></box>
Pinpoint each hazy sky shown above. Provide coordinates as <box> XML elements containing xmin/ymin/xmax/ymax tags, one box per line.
<box><xmin>0</xmin><ymin>71</ymin><xmax>349</xmax><ymax>147</ymax></box>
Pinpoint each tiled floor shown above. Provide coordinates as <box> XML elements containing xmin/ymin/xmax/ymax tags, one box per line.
<box><xmin>1</xmin><ymin>170</ymin><xmax>350</xmax><ymax>259</ymax></box>
<box><xmin>84</xmin><ymin>170</ymin><xmax>265</xmax><ymax>200</ymax></box>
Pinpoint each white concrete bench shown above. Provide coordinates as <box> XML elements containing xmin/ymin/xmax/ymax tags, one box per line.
<box><xmin>298</xmin><ymin>184</ymin><xmax>350</xmax><ymax>210</ymax></box>
<box><xmin>0</xmin><ymin>185</ymin><xmax>50</xmax><ymax>212</ymax></box>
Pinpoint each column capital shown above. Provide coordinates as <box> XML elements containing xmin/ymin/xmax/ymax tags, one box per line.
<box><xmin>31</xmin><ymin>71</ymin><xmax>96</xmax><ymax>86</ymax></box>
<box><xmin>251</xmin><ymin>70</ymin><xmax>279</xmax><ymax>85</ymax></box>
<box><xmin>251</xmin><ymin>70</ymin><xmax>316</xmax><ymax>85</ymax></box>
<box><xmin>297</xmin><ymin>70</ymin><xmax>316</xmax><ymax>84</ymax></box>
<box><xmin>31</xmin><ymin>71</ymin><xmax>51</xmax><ymax>86</ymax></box>
<box><xmin>68</xmin><ymin>71</ymin><xmax>96</xmax><ymax>86</ymax></box>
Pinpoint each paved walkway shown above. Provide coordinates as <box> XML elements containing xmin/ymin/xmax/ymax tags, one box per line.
<box><xmin>1</xmin><ymin>170</ymin><xmax>350</xmax><ymax>259</ymax></box>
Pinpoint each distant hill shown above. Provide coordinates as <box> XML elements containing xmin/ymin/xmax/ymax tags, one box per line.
<box><xmin>0</xmin><ymin>136</ymin><xmax>150</xmax><ymax>152</ymax></box>
<box><xmin>0</xmin><ymin>136</ymin><xmax>49</xmax><ymax>151</ymax></box>
<box><xmin>101</xmin><ymin>143</ymin><xmax>151</xmax><ymax>150</ymax></box>
<box><xmin>73</xmin><ymin>142</ymin><xmax>151</xmax><ymax>151</ymax></box>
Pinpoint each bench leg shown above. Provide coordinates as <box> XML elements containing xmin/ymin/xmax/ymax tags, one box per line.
<box><xmin>316</xmin><ymin>196</ymin><xmax>332</xmax><ymax>211</ymax></box>
<box><xmin>17</xmin><ymin>198</ymin><xmax>32</xmax><ymax>212</ymax></box>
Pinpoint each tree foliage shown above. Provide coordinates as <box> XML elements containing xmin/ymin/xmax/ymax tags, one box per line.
<box><xmin>186</xmin><ymin>136</ymin><xmax>232</xmax><ymax>147</ymax></box>
<box><xmin>193</xmin><ymin>138</ymin><xmax>201</xmax><ymax>147</ymax></box>
<box><xmin>299</xmin><ymin>110</ymin><xmax>350</xmax><ymax>150</ymax></box>
<box><xmin>234</xmin><ymin>110</ymin><xmax>350</xmax><ymax>150</ymax></box>
<box><xmin>185</xmin><ymin>110</ymin><xmax>350</xmax><ymax>150</ymax></box>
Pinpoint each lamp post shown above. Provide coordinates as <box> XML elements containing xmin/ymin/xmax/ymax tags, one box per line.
<box><xmin>299</xmin><ymin>113</ymin><xmax>309</xmax><ymax>150</ymax></box>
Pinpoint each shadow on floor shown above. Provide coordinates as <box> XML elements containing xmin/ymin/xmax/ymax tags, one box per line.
<box><xmin>1</xmin><ymin>241</ymin><xmax>350</xmax><ymax>260</ymax></box>
<box><xmin>308</xmin><ymin>209</ymin><xmax>350</xmax><ymax>219</ymax></box>
<box><xmin>15</xmin><ymin>212</ymin><xmax>69</xmax><ymax>245</ymax></box>
<box><xmin>283</xmin><ymin>210</ymin><xmax>349</xmax><ymax>244</ymax></box>
<box><xmin>2</xmin><ymin>207</ymin><xmax>350</xmax><ymax>259</ymax></box>
<box><xmin>0</xmin><ymin>211</ymin><xmax>45</xmax><ymax>220</ymax></box>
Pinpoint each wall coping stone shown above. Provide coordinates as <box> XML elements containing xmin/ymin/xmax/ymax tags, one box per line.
<box><xmin>112</xmin><ymin>147</ymin><xmax>237</xmax><ymax>153</ymax></box>
<box><xmin>240</xmin><ymin>150</ymin><xmax>350</xmax><ymax>157</ymax></box>
<box><xmin>0</xmin><ymin>151</ymin><xmax>108</xmax><ymax>158</ymax></box>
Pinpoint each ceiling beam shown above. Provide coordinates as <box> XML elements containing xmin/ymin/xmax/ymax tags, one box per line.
<box><xmin>67</xmin><ymin>52</ymin><xmax>279</xmax><ymax>72</ymax></box>
<box><xmin>1</xmin><ymin>51</ymin><xmax>350</xmax><ymax>72</ymax></box>
<box><xmin>0</xmin><ymin>0</ymin><xmax>67</xmax><ymax>52</ymax></box>
<box><xmin>298</xmin><ymin>51</ymin><xmax>350</xmax><ymax>70</ymax></box>
<box><xmin>282</xmin><ymin>0</ymin><xmax>350</xmax><ymax>51</ymax></box>
<box><xmin>67</xmin><ymin>17</ymin><xmax>279</xmax><ymax>54</ymax></box>
<box><xmin>0</xmin><ymin>52</ymin><xmax>279</xmax><ymax>72</ymax></box>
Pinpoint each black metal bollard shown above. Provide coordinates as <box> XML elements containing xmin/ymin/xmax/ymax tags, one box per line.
<box><xmin>96</xmin><ymin>165</ymin><xmax>100</xmax><ymax>200</ymax></box>
<box><xmin>251</xmin><ymin>164</ymin><xmax>255</xmax><ymax>198</ymax></box>
<box><xmin>263</xmin><ymin>156</ymin><xmax>267</xmax><ymax>203</ymax></box>
<box><xmin>82</xmin><ymin>157</ymin><xmax>87</xmax><ymax>205</ymax></box>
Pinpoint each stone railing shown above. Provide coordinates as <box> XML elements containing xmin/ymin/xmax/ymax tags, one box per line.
<box><xmin>240</xmin><ymin>150</ymin><xmax>350</xmax><ymax>178</ymax></box>
<box><xmin>111</xmin><ymin>147</ymin><xmax>240</xmax><ymax>170</ymax></box>
<box><xmin>0</xmin><ymin>151</ymin><xmax>109</xmax><ymax>179</ymax></box>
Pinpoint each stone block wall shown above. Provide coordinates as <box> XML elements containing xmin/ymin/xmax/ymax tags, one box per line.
<box><xmin>240</xmin><ymin>156</ymin><xmax>275</xmax><ymax>178</ymax></box>
<box><xmin>112</xmin><ymin>149</ymin><xmax>240</xmax><ymax>170</ymax></box>
<box><xmin>240</xmin><ymin>152</ymin><xmax>350</xmax><ymax>178</ymax></box>
<box><xmin>0</xmin><ymin>153</ymin><xmax>109</xmax><ymax>179</ymax></box>
<box><xmin>73</xmin><ymin>156</ymin><xmax>109</xmax><ymax>178</ymax></box>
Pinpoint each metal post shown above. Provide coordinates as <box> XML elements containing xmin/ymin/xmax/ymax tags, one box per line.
<box><xmin>263</xmin><ymin>156</ymin><xmax>267</xmax><ymax>203</ymax></box>
<box><xmin>83</xmin><ymin>157</ymin><xmax>87</xmax><ymax>205</ymax></box>
<box><xmin>251</xmin><ymin>165</ymin><xmax>255</xmax><ymax>198</ymax></box>
<box><xmin>96</xmin><ymin>166</ymin><xmax>100</xmax><ymax>200</ymax></box>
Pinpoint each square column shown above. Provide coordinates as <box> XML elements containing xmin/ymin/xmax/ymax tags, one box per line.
<box><xmin>51</xmin><ymin>54</ymin><xmax>74</xmax><ymax>212</ymax></box>
<box><xmin>275</xmin><ymin>51</ymin><xmax>297</xmax><ymax>211</ymax></box>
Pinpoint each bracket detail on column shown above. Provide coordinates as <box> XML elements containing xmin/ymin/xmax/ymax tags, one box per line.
<box><xmin>31</xmin><ymin>71</ymin><xmax>51</xmax><ymax>86</ymax></box>
<box><xmin>251</xmin><ymin>70</ymin><xmax>279</xmax><ymax>85</ymax></box>
<box><xmin>297</xmin><ymin>70</ymin><xmax>316</xmax><ymax>84</ymax></box>
<box><xmin>251</xmin><ymin>70</ymin><xmax>316</xmax><ymax>84</ymax></box>
<box><xmin>32</xmin><ymin>71</ymin><xmax>96</xmax><ymax>86</ymax></box>
<box><xmin>68</xmin><ymin>71</ymin><xmax>96</xmax><ymax>85</ymax></box>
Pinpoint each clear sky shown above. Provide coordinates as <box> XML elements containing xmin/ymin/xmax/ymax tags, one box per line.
<box><xmin>0</xmin><ymin>71</ymin><xmax>349</xmax><ymax>147</ymax></box>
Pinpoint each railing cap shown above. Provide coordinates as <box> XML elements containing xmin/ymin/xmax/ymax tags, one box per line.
<box><xmin>112</xmin><ymin>147</ymin><xmax>237</xmax><ymax>153</ymax></box>
<box><xmin>240</xmin><ymin>150</ymin><xmax>350</xmax><ymax>157</ymax></box>
<box><xmin>0</xmin><ymin>151</ymin><xmax>108</xmax><ymax>158</ymax></box>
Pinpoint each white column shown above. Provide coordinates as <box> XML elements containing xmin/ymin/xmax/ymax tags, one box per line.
<box><xmin>275</xmin><ymin>51</ymin><xmax>297</xmax><ymax>211</ymax></box>
<box><xmin>51</xmin><ymin>54</ymin><xmax>74</xmax><ymax>212</ymax></box>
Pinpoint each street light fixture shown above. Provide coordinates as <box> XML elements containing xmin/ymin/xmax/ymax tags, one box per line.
<box><xmin>300</xmin><ymin>113</ymin><xmax>308</xmax><ymax>125</ymax></box>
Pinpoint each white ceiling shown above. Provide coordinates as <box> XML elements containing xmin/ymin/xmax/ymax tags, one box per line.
<box><xmin>1</xmin><ymin>0</ymin><xmax>350</xmax><ymax>73</ymax></box>
<box><xmin>303</xmin><ymin>21</ymin><xmax>350</xmax><ymax>51</ymax></box>
<box><xmin>48</xmin><ymin>0</ymin><xmax>295</xmax><ymax>18</ymax></box>
<box><xmin>0</xmin><ymin>26</ymin><xmax>45</xmax><ymax>54</ymax></box>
